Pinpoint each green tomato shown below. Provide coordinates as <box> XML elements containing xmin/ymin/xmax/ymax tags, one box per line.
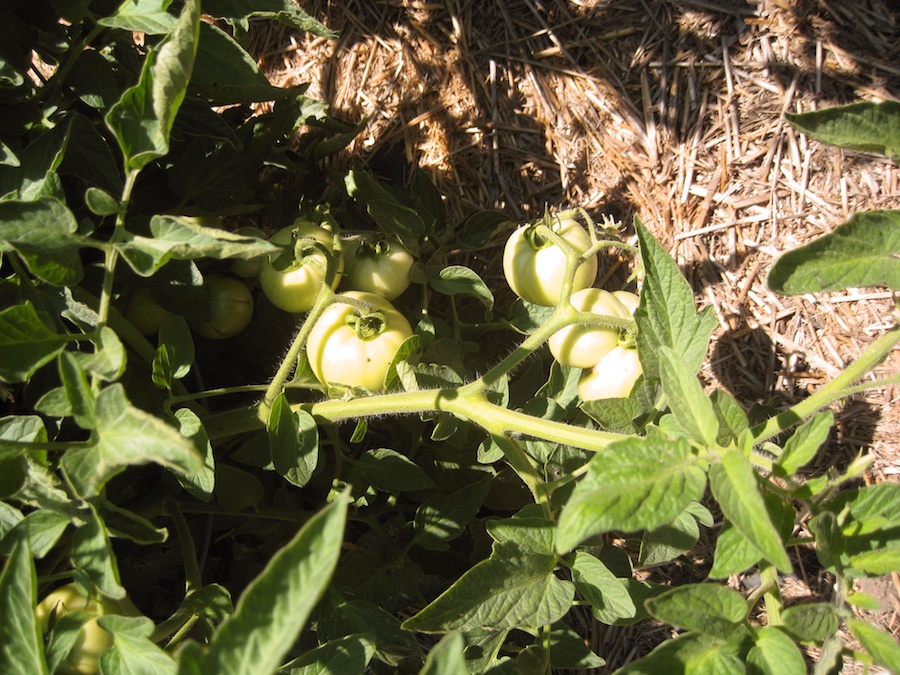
<box><xmin>578</xmin><ymin>345</ymin><xmax>643</xmax><ymax>401</ymax></box>
<box><xmin>339</xmin><ymin>235</ymin><xmax>415</xmax><ymax>300</ymax></box>
<box><xmin>36</xmin><ymin>584</ymin><xmax>113</xmax><ymax>675</ymax></box>
<box><xmin>548</xmin><ymin>288</ymin><xmax>630</xmax><ymax>369</ymax></box>
<box><xmin>123</xmin><ymin>287</ymin><xmax>172</xmax><ymax>336</ymax></box>
<box><xmin>192</xmin><ymin>274</ymin><xmax>254</xmax><ymax>340</ymax></box>
<box><xmin>230</xmin><ymin>225</ymin><xmax>267</xmax><ymax>278</ymax></box>
<box><xmin>612</xmin><ymin>290</ymin><xmax>639</xmax><ymax>315</ymax></box>
<box><xmin>502</xmin><ymin>216</ymin><xmax>598</xmax><ymax>307</ymax></box>
<box><xmin>258</xmin><ymin>221</ymin><xmax>342</xmax><ymax>313</ymax></box>
<box><xmin>306</xmin><ymin>291</ymin><xmax>413</xmax><ymax>392</ymax></box>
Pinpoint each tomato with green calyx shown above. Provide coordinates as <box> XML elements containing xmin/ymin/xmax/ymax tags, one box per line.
<box><xmin>549</xmin><ymin>288</ymin><xmax>631</xmax><ymax>369</ymax></box>
<box><xmin>259</xmin><ymin>221</ymin><xmax>342</xmax><ymax>313</ymax></box>
<box><xmin>230</xmin><ymin>225</ymin><xmax>267</xmax><ymax>278</ymax></box>
<box><xmin>192</xmin><ymin>274</ymin><xmax>254</xmax><ymax>340</ymax></box>
<box><xmin>578</xmin><ymin>345</ymin><xmax>642</xmax><ymax>400</ymax></box>
<box><xmin>503</xmin><ymin>215</ymin><xmax>598</xmax><ymax>307</ymax></box>
<box><xmin>306</xmin><ymin>291</ymin><xmax>413</xmax><ymax>392</ymax></box>
<box><xmin>36</xmin><ymin>584</ymin><xmax>112</xmax><ymax>675</ymax></box>
<box><xmin>339</xmin><ymin>235</ymin><xmax>415</xmax><ymax>300</ymax></box>
<box><xmin>123</xmin><ymin>287</ymin><xmax>172</xmax><ymax>336</ymax></box>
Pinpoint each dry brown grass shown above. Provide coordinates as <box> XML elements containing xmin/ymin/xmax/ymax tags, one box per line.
<box><xmin>249</xmin><ymin>0</ymin><xmax>899</xmax><ymax>670</ymax></box>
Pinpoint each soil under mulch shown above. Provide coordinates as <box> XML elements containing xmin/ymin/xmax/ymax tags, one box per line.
<box><xmin>247</xmin><ymin>1</ymin><xmax>899</xmax><ymax>670</ymax></box>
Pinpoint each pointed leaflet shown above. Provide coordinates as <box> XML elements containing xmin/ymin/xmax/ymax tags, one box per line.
<box><xmin>420</xmin><ymin>632</ymin><xmax>467</xmax><ymax>675</ymax></box>
<box><xmin>106</xmin><ymin>0</ymin><xmax>200</xmax><ymax>173</ymax></box>
<box><xmin>193</xmin><ymin>491</ymin><xmax>348</xmax><ymax>675</ymax></box>
<box><xmin>709</xmin><ymin>450</ymin><xmax>792</xmax><ymax>573</ymax></box>
<box><xmin>768</xmin><ymin>210</ymin><xmax>900</xmax><ymax>294</ymax></box>
<box><xmin>0</xmin><ymin>198</ymin><xmax>85</xmax><ymax>285</ymax></box>
<box><xmin>556</xmin><ymin>436</ymin><xmax>707</xmax><ymax>553</ymax></box>
<box><xmin>746</xmin><ymin>626</ymin><xmax>807</xmax><ymax>675</ymax></box>
<box><xmin>279</xmin><ymin>634</ymin><xmax>375</xmax><ymax>675</ymax></box>
<box><xmin>71</xmin><ymin>503</ymin><xmax>126</xmax><ymax>599</ymax></box>
<box><xmin>646</xmin><ymin>584</ymin><xmax>749</xmax><ymax>638</ymax></box>
<box><xmin>633</xmin><ymin>217</ymin><xmax>716</xmax><ymax>383</ymax></box>
<box><xmin>849</xmin><ymin>619</ymin><xmax>900</xmax><ymax>674</ymax></box>
<box><xmin>776</xmin><ymin>411</ymin><xmax>833</xmax><ymax>476</ymax></box>
<box><xmin>0</xmin><ymin>536</ymin><xmax>47</xmax><ymax>675</ymax></box>
<box><xmin>61</xmin><ymin>384</ymin><xmax>203</xmax><ymax>496</ymax></box>
<box><xmin>0</xmin><ymin>303</ymin><xmax>69</xmax><ymax>383</ymax></box>
<box><xmin>784</xmin><ymin>100</ymin><xmax>900</xmax><ymax>163</ymax></box>
<box><xmin>267</xmin><ymin>394</ymin><xmax>318</xmax><ymax>488</ymax></box>
<box><xmin>658</xmin><ymin>346</ymin><xmax>718</xmax><ymax>447</ymax></box>
<box><xmin>570</xmin><ymin>551</ymin><xmax>636</xmax><ymax>624</ymax></box>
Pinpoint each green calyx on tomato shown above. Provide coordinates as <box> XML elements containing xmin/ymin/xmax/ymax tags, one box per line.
<box><xmin>549</xmin><ymin>288</ymin><xmax>632</xmax><ymax>369</ymax></box>
<box><xmin>503</xmin><ymin>214</ymin><xmax>599</xmax><ymax>307</ymax></box>
<box><xmin>339</xmin><ymin>235</ymin><xmax>415</xmax><ymax>300</ymax></box>
<box><xmin>578</xmin><ymin>345</ymin><xmax>643</xmax><ymax>401</ymax></box>
<box><xmin>306</xmin><ymin>291</ymin><xmax>413</xmax><ymax>393</ymax></box>
<box><xmin>259</xmin><ymin>220</ymin><xmax>343</xmax><ymax>313</ymax></box>
<box><xmin>191</xmin><ymin>274</ymin><xmax>254</xmax><ymax>340</ymax></box>
<box><xmin>36</xmin><ymin>583</ymin><xmax>113</xmax><ymax>675</ymax></box>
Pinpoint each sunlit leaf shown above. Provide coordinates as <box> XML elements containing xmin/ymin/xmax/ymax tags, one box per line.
<box><xmin>0</xmin><ymin>536</ymin><xmax>46</xmax><ymax>675</ymax></box>
<box><xmin>0</xmin><ymin>303</ymin><xmax>69</xmax><ymax>383</ymax></box>
<box><xmin>785</xmin><ymin>100</ymin><xmax>900</xmax><ymax>162</ymax></box>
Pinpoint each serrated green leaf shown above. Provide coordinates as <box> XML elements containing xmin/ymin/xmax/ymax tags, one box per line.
<box><xmin>785</xmin><ymin>100</ymin><xmax>900</xmax><ymax>162</ymax></box>
<box><xmin>0</xmin><ymin>303</ymin><xmax>68</xmax><ymax>383</ymax></box>
<box><xmin>267</xmin><ymin>395</ymin><xmax>318</xmax><ymax>488</ymax></box>
<box><xmin>709</xmin><ymin>389</ymin><xmax>749</xmax><ymax>446</ymax></box>
<box><xmin>98</xmin><ymin>0</ymin><xmax>177</xmax><ymax>34</ymax></box>
<box><xmin>768</xmin><ymin>210</ymin><xmax>900</xmax><ymax>293</ymax></box>
<box><xmin>634</xmin><ymin>217</ymin><xmax>717</xmax><ymax>384</ymax></box>
<box><xmin>279</xmin><ymin>633</ymin><xmax>376</xmax><ymax>674</ymax></box>
<box><xmin>402</xmin><ymin>541</ymin><xmax>574</xmax><ymax>632</ymax></box>
<box><xmin>570</xmin><ymin>551</ymin><xmax>635</xmax><ymax>624</ymax></box>
<box><xmin>203</xmin><ymin>0</ymin><xmax>338</xmax><ymax>38</ymax></box>
<box><xmin>173</xmin><ymin>408</ymin><xmax>215</xmax><ymax>502</ymax></box>
<box><xmin>646</xmin><ymin>584</ymin><xmax>748</xmax><ymax>638</ymax></box>
<box><xmin>61</xmin><ymin>384</ymin><xmax>202</xmax><ymax>496</ymax></box>
<box><xmin>354</xmin><ymin>448</ymin><xmax>435</xmax><ymax>492</ymax></box>
<box><xmin>197</xmin><ymin>492</ymin><xmax>347</xmax><ymax>674</ymax></box>
<box><xmin>556</xmin><ymin>436</ymin><xmax>707</xmax><ymax>553</ymax></box>
<box><xmin>0</xmin><ymin>536</ymin><xmax>46</xmax><ymax>675</ymax></box>
<box><xmin>709</xmin><ymin>450</ymin><xmax>791</xmax><ymax>573</ymax></box>
<box><xmin>849</xmin><ymin>618</ymin><xmax>900</xmax><ymax>673</ymax></box>
<box><xmin>71</xmin><ymin>504</ymin><xmax>125</xmax><ymax>599</ymax></box>
<box><xmin>59</xmin><ymin>352</ymin><xmax>97</xmax><ymax>430</ymax></box>
<box><xmin>746</xmin><ymin>626</ymin><xmax>806</xmax><ymax>675</ymax></box>
<box><xmin>659</xmin><ymin>346</ymin><xmax>718</xmax><ymax>447</ymax></box>
<box><xmin>106</xmin><ymin>0</ymin><xmax>199</xmax><ymax>173</ymax></box>
<box><xmin>431</xmin><ymin>266</ymin><xmax>494</xmax><ymax>311</ymax></box>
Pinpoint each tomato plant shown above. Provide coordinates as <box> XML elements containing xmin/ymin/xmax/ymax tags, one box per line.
<box><xmin>578</xmin><ymin>345</ymin><xmax>643</xmax><ymax>400</ymax></box>
<box><xmin>338</xmin><ymin>234</ymin><xmax>414</xmax><ymax>300</ymax></box>
<box><xmin>502</xmin><ymin>213</ymin><xmax>598</xmax><ymax>306</ymax></box>
<box><xmin>548</xmin><ymin>288</ymin><xmax>632</xmax><ymax>368</ymax></box>
<box><xmin>305</xmin><ymin>291</ymin><xmax>413</xmax><ymax>392</ymax></box>
<box><xmin>258</xmin><ymin>221</ymin><xmax>342</xmax><ymax>313</ymax></box>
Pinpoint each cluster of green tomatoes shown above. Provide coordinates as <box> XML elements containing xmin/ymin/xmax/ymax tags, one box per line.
<box><xmin>503</xmin><ymin>213</ymin><xmax>642</xmax><ymax>401</ymax></box>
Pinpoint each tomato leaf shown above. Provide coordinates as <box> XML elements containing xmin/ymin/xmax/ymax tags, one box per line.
<box><xmin>105</xmin><ymin>0</ymin><xmax>200</xmax><ymax>173</ymax></box>
<box><xmin>59</xmin><ymin>352</ymin><xmax>97</xmax><ymax>430</ymax></box>
<box><xmin>659</xmin><ymin>346</ymin><xmax>718</xmax><ymax>447</ymax></box>
<box><xmin>193</xmin><ymin>491</ymin><xmax>348</xmax><ymax>675</ymax></box>
<box><xmin>646</xmin><ymin>584</ymin><xmax>748</xmax><ymax>638</ymax></box>
<box><xmin>784</xmin><ymin>100</ymin><xmax>900</xmax><ymax>163</ymax></box>
<box><xmin>98</xmin><ymin>0</ymin><xmax>177</xmax><ymax>34</ymax></box>
<box><xmin>634</xmin><ymin>217</ymin><xmax>716</xmax><ymax>385</ymax></box>
<box><xmin>173</xmin><ymin>408</ymin><xmax>215</xmax><ymax>502</ymax></box>
<box><xmin>768</xmin><ymin>210</ymin><xmax>900</xmax><ymax>293</ymax></box>
<box><xmin>780</xmin><ymin>603</ymin><xmax>840</xmax><ymax>643</ymax></box>
<box><xmin>0</xmin><ymin>536</ymin><xmax>46</xmax><ymax>675</ymax></box>
<box><xmin>430</xmin><ymin>265</ymin><xmax>494</xmax><ymax>312</ymax></box>
<box><xmin>267</xmin><ymin>394</ymin><xmax>318</xmax><ymax>488</ymax></box>
<box><xmin>549</xmin><ymin>625</ymin><xmax>606</xmax><ymax>669</ymax></box>
<box><xmin>71</xmin><ymin>503</ymin><xmax>126</xmax><ymax>599</ymax></box>
<box><xmin>570</xmin><ymin>551</ymin><xmax>636</xmax><ymax>624</ymax></box>
<box><xmin>202</xmin><ymin>0</ymin><xmax>338</xmax><ymax>38</ymax></box>
<box><xmin>413</xmin><ymin>474</ymin><xmax>491</xmax><ymax>550</ymax></box>
<box><xmin>775</xmin><ymin>411</ymin><xmax>833</xmax><ymax>476</ymax></box>
<box><xmin>279</xmin><ymin>633</ymin><xmax>376</xmax><ymax>674</ymax></box>
<box><xmin>849</xmin><ymin>619</ymin><xmax>900</xmax><ymax>673</ymax></box>
<box><xmin>317</xmin><ymin>601</ymin><xmax>421</xmax><ymax>667</ymax></box>
<box><xmin>709</xmin><ymin>450</ymin><xmax>792</xmax><ymax>573</ymax></box>
<box><xmin>149</xmin><ymin>216</ymin><xmax>280</xmax><ymax>261</ymax></box>
<box><xmin>746</xmin><ymin>626</ymin><xmax>807</xmax><ymax>675</ymax></box>
<box><xmin>353</xmin><ymin>448</ymin><xmax>435</xmax><ymax>493</ymax></box>
<box><xmin>420</xmin><ymin>632</ymin><xmax>467</xmax><ymax>675</ymax></box>
<box><xmin>556</xmin><ymin>436</ymin><xmax>707</xmax><ymax>554</ymax></box>
<box><xmin>0</xmin><ymin>303</ymin><xmax>69</xmax><ymax>383</ymax></box>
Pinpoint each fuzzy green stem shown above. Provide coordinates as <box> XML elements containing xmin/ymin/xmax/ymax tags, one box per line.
<box><xmin>750</xmin><ymin>325</ymin><xmax>900</xmax><ymax>445</ymax></box>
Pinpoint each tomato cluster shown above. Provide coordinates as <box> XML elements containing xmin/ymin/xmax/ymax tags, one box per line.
<box><xmin>503</xmin><ymin>212</ymin><xmax>643</xmax><ymax>401</ymax></box>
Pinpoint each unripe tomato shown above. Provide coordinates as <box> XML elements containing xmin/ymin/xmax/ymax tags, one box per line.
<box><xmin>548</xmin><ymin>288</ymin><xmax>630</xmax><ymax>369</ymax></box>
<box><xmin>123</xmin><ymin>287</ymin><xmax>172</xmax><ymax>336</ymax></box>
<box><xmin>502</xmin><ymin>216</ymin><xmax>598</xmax><ymax>307</ymax></box>
<box><xmin>192</xmin><ymin>274</ymin><xmax>254</xmax><ymax>340</ymax></box>
<box><xmin>612</xmin><ymin>290</ymin><xmax>639</xmax><ymax>315</ymax></box>
<box><xmin>578</xmin><ymin>345</ymin><xmax>643</xmax><ymax>401</ymax></box>
<box><xmin>36</xmin><ymin>584</ymin><xmax>113</xmax><ymax>675</ymax></box>
<box><xmin>258</xmin><ymin>221</ymin><xmax>342</xmax><ymax>313</ymax></box>
<box><xmin>339</xmin><ymin>235</ymin><xmax>414</xmax><ymax>300</ymax></box>
<box><xmin>230</xmin><ymin>225</ymin><xmax>267</xmax><ymax>278</ymax></box>
<box><xmin>306</xmin><ymin>291</ymin><xmax>413</xmax><ymax>392</ymax></box>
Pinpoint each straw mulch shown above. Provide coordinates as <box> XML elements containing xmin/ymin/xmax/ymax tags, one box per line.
<box><xmin>249</xmin><ymin>0</ymin><xmax>899</xmax><ymax>669</ymax></box>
